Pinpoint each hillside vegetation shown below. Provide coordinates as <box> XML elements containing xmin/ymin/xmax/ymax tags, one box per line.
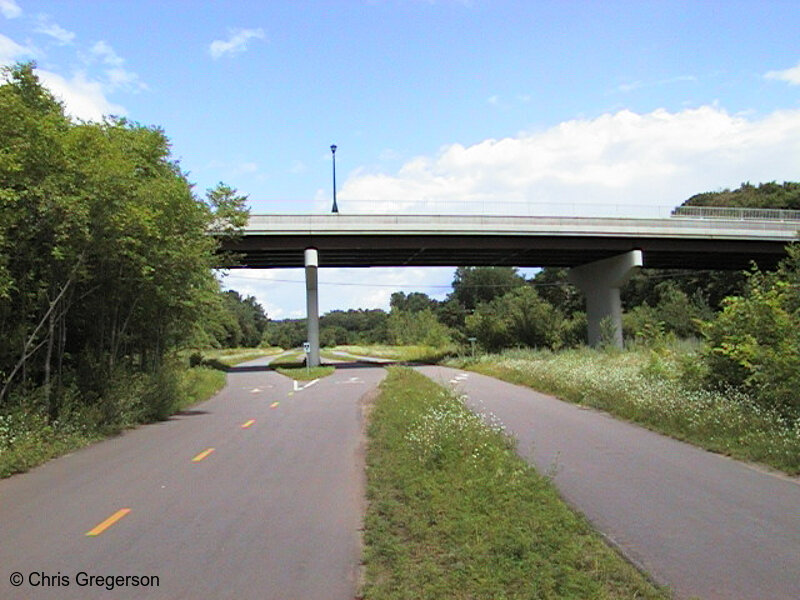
<box><xmin>682</xmin><ymin>181</ymin><xmax>800</xmax><ymax>210</ymax></box>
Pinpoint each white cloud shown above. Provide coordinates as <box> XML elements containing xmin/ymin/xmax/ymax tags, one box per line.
<box><xmin>0</xmin><ymin>34</ymin><xmax>126</xmax><ymax>122</ymax></box>
<box><xmin>0</xmin><ymin>0</ymin><xmax>21</xmax><ymax>19</ymax></box>
<box><xmin>765</xmin><ymin>61</ymin><xmax>800</xmax><ymax>85</ymax></box>
<box><xmin>36</xmin><ymin>69</ymin><xmax>126</xmax><ymax>121</ymax></box>
<box><xmin>91</xmin><ymin>40</ymin><xmax>123</xmax><ymax>66</ymax></box>
<box><xmin>209</xmin><ymin>28</ymin><xmax>265</xmax><ymax>59</ymax></box>
<box><xmin>87</xmin><ymin>40</ymin><xmax>146</xmax><ymax>92</ymax></box>
<box><xmin>35</xmin><ymin>18</ymin><xmax>76</xmax><ymax>45</ymax></box>
<box><xmin>337</xmin><ymin>105</ymin><xmax>800</xmax><ymax>216</ymax></box>
<box><xmin>0</xmin><ymin>32</ymin><xmax>34</xmax><ymax>65</ymax></box>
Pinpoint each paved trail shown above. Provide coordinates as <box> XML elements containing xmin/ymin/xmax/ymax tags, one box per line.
<box><xmin>0</xmin><ymin>358</ymin><xmax>386</xmax><ymax>599</ymax></box>
<box><xmin>417</xmin><ymin>365</ymin><xmax>800</xmax><ymax>600</ymax></box>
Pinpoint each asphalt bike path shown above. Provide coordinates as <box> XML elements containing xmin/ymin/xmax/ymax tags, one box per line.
<box><xmin>0</xmin><ymin>357</ymin><xmax>386</xmax><ymax>599</ymax></box>
<box><xmin>416</xmin><ymin>365</ymin><xmax>800</xmax><ymax>600</ymax></box>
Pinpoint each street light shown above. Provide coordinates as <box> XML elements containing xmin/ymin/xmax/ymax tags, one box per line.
<box><xmin>330</xmin><ymin>144</ymin><xmax>339</xmax><ymax>214</ymax></box>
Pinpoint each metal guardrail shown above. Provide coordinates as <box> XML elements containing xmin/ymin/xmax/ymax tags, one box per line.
<box><xmin>671</xmin><ymin>206</ymin><xmax>800</xmax><ymax>221</ymax></box>
<box><xmin>251</xmin><ymin>200</ymin><xmax>800</xmax><ymax>222</ymax></box>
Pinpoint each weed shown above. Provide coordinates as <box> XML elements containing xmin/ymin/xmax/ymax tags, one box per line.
<box><xmin>451</xmin><ymin>344</ymin><xmax>800</xmax><ymax>474</ymax></box>
<box><xmin>362</xmin><ymin>367</ymin><xmax>668</xmax><ymax>599</ymax></box>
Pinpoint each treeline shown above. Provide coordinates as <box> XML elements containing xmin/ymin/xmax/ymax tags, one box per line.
<box><xmin>263</xmin><ymin>265</ymin><xmax>728</xmax><ymax>352</ymax></box>
<box><xmin>198</xmin><ymin>290</ymin><xmax>269</xmax><ymax>349</ymax></box>
<box><xmin>683</xmin><ymin>181</ymin><xmax>800</xmax><ymax>210</ymax></box>
<box><xmin>0</xmin><ymin>63</ymin><xmax>248</xmax><ymax>424</ymax></box>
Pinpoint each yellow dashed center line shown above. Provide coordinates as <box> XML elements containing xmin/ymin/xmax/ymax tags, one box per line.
<box><xmin>86</xmin><ymin>508</ymin><xmax>131</xmax><ymax>536</ymax></box>
<box><xmin>241</xmin><ymin>419</ymin><xmax>255</xmax><ymax>429</ymax></box>
<box><xmin>191</xmin><ymin>447</ymin><xmax>215</xmax><ymax>462</ymax></box>
<box><xmin>270</xmin><ymin>401</ymin><xmax>280</xmax><ymax>409</ymax></box>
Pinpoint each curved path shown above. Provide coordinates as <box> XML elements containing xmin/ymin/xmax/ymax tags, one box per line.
<box><xmin>0</xmin><ymin>358</ymin><xmax>385</xmax><ymax>599</ymax></box>
<box><xmin>417</xmin><ymin>365</ymin><xmax>800</xmax><ymax>600</ymax></box>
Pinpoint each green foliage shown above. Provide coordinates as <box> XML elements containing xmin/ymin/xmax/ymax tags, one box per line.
<box><xmin>328</xmin><ymin>344</ymin><xmax>453</xmax><ymax>363</ymax></box>
<box><xmin>623</xmin><ymin>269</ymin><xmax>747</xmax><ymax>313</ymax></box>
<box><xmin>390</xmin><ymin>291</ymin><xmax>437</xmax><ymax>313</ymax></box>
<box><xmin>274</xmin><ymin>366</ymin><xmax>335</xmax><ymax>380</ymax></box>
<box><xmin>362</xmin><ymin>368</ymin><xmax>667</xmax><ymax>599</ymax></box>
<box><xmin>530</xmin><ymin>267</ymin><xmax>584</xmax><ymax>316</ymax></box>
<box><xmin>214</xmin><ymin>290</ymin><xmax>268</xmax><ymax>348</ymax></box>
<box><xmin>266</xmin><ymin>309</ymin><xmax>389</xmax><ymax>348</ymax></box>
<box><xmin>0</xmin><ymin>363</ymin><xmax>225</xmax><ymax>478</ymax></box>
<box><xmin>700</xmin><ymin>257</ymin><xmax>800</xmax><ymax>417</ymax></box>
<box><xmin>387</xmin><ymin>308</ymin><xmax>453</xmax><ymax>347</ymax></box>
<box><xmin>452</xmin><ymin>344</ymin><xmax>800</xmax><ymax>474</ymax></box>
<box><xmin>466</xmin><ymin>286</ymin><xmax>566</xmax><ymax>352</ymax></box>
<box><xmin>623</xmin><ymin>281</ymin><xmax>712</xmax><ymax>341</ymax></box>
<box><xmin>0</xmin><ymin>63</ymin><xmax>246</xmax><ymax>425</ymax></box>
<box><xmin>450</xmin><ymin>266</ymin><xmax>526</xmax><ymax>311</ymax></box>
<box><xmin>683</xmin><ymin>181</ymin><xmax>800</xmax><ymax>210</ymax></box>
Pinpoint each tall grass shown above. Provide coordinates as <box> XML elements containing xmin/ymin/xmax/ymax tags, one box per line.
<box><xmin>362</xmin><ymin>367</ymin><xmax>668</xmax><ymax>599</ymax></box>
<box><xmin>0</xmin><ymin>364</ymin><xmax>225</xmax><ymax>478</ymax></box>
<box><xmin>451</xmin><ymin>344</ymin><xmax>800</xmax><ymax>474</ymax></box>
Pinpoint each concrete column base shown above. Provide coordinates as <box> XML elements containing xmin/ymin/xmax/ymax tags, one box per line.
<box><xmin>568</xmin><ymin>250</ymin><xmax>643</xmax><ymax>348</ymax></box>
<box><xmin>304</xmin><ymin>248</ymin><xmax>321</xmax><ymax>367</ymax></box>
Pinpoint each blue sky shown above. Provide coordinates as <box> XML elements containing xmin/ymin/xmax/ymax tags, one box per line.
<box><xmin>2</xmin><ymin>1</ymin><xmax>799</xmax><ymax>319</ymax></box>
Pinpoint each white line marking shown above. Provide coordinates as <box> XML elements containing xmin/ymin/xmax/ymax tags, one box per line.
<box><xmin>293</xmin><ymin>379</ymin><xmax>320</xmax><ymax>392</ymax></box>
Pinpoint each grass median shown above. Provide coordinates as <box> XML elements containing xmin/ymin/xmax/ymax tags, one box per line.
<box><xmin>362</xmin><ymin>367</ymin><xmax>668</xmax><ymax>600</ymax></box>
<box><xmin>275</xmin><ymin>366</ymin><xmax>335</xmax><ymax>381</ymax></box>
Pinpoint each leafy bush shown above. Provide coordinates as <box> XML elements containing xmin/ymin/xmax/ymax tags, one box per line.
<box><xmin>466</xmin><ymin>286</ymin><xmax>566</xmax><ymax>352</ymax></box>
<box><xmin>387</xmin><ymin>308</ymin><xmax>453</xmax><ymax>347</ymax></box>
<box><xmin>701</xmin><ymin>249</ymin><xmax>800</xmax><ymax>418</ymax></box>
<box><xmin>624</xmin><ymin>281</ymin><xmax>712</xmax><ymax>341</ymax></box>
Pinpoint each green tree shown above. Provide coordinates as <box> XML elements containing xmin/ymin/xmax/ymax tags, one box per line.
<box><xmin>530</xmin><ymin>268</ymin><xmax>584</xmax><ymax>316</ymax></box>
<box><xmin>0</xmin><ymin>63</ymin><xmax>248</xmax><ymax>421</ymax></box>
<box><xmin>682</xmin><ymin>181</ymin><xmax>800</xmax><ymax>210</ymax></box>
<box><xmin>386</xmin><ymin>309</ymin><xmax>452</xmax><ymax>347</ymax></box>
<box><xmin>390</xmin><ymin>291</ymin><xmax>438</xmax><ymax>313</ymax></box>
<box><xmin>466</xmin><ymin>287</ymin><xmax>565</xmax><ymax>352</ymax></box>
<box><xmin>213</xmin><ymin>290</ymin><xmax>268</xmax><ymax>348</ymax></box>
<box><xmin>700</xmin><ymin>245</ymin><xmax>800</xmax><ymax>417</ymax></box>
<box><xmin>623</xmin><ymin>281</ymin><xmax>713</xmax><ymax>340</ymax></box>
<box><xmin>449</xmin><ymin>266</ymin><xmax>526</xmax><ymax>311</ymax></box>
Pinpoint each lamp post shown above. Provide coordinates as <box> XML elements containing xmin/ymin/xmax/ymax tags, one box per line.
<box><xmin>330</xmin><ymin>144</ymin><xmax>339</xmax><ymax>214</ymax></box>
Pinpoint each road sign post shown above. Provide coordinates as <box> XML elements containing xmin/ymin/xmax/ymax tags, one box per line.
<box><xmin>303</xmin><ymin>342</ymin><xmax>311</xmax><ymax>374</ymax></box>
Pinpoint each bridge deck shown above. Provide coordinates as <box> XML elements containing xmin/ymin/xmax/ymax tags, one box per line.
<box><xmin>220</xmin><ymin>214</ymin><xmax>799</xmax><ymax>270</ymax></box>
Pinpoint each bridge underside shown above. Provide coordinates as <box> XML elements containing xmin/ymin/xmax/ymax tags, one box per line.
<box><xmin>218</xmin><ymin>214</ymin><xmax>796</xmax><ymax>361</ymax></box>
<box><xmin>223</xmin><ymin>234</ymin><xmax>788</xmax><ymax>271</ymax></box>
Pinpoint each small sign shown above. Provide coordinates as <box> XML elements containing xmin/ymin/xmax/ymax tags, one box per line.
<box><xmin>303</xmin><ymin>342</ymin><xmax>311</xmax><ymax>354</ymax></box>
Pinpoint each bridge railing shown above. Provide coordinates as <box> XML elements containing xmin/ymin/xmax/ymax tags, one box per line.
<box><xmin>671</xmin><ymin>206</ymin><xmax>800</xmax><ymax>221</ymax></box>
<box><xmin>252</xmin><ymin>199</ymin><xmax>800</xmax><ymax>221</ymax></box>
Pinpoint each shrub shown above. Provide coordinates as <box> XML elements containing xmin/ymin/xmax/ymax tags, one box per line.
<box><xmin>701</xmin><ymin>271</ymin><xmax>800</xmax><ymax>418</ymax></box>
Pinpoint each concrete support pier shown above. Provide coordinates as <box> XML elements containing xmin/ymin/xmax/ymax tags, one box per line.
<box><xmin>304</xmin><ymin>248</ymin><xmax>321</xmax><ymax>367</ymax></box>
<box><xmin>568</xmin><ymin>250</ymin><xmax>643</xmax><ymax>348</ymax></box>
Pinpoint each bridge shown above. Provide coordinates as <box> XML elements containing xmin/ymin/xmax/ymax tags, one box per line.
<box><xmin>220</xmin><ymin>209</ymin><xmax>799</xmax><ymax>365</ymax></box>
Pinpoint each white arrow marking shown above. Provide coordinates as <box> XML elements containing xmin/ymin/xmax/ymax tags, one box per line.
<box><xmin>293</xmin><ymin>379</ymin><xmax>320</xmax><ymax>392</ymax></box>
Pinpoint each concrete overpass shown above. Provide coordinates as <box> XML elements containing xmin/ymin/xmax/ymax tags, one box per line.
<box><xmin>220</xmin><ymin>211</ymin><xmax>799</xmax><ymax>364</ymax></box>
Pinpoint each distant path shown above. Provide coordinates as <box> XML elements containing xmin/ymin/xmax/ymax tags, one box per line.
<box><xmin>417</xmin><ymin>365</ymin><xmax>800</xmax><ymax>600</ymax></box>
<box><xmin>0</xmin><ymin>358</ymin><xmax>386</xmax><ymax>599</ymax></box>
